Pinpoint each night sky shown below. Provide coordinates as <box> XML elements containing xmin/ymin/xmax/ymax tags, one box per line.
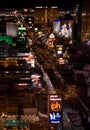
<box><xmin>0</xmin><ymin>0</ymin><xmax>82</xmax><ymax>10</ymax></box>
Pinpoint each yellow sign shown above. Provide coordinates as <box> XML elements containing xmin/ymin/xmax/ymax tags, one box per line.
<box><xmin>51</xmin><ymin>102</ymin><xmax>61</xmax><ymax>111</ymax></box>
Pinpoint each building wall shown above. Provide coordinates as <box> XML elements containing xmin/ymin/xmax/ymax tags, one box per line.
<box><xmin>81</xmin><ymin>16</ymin><xmax>90</xmax><ymax>41</ymax></box>
<box><xmin>81</xmin><ymin>0</ymin><xmax>90</xmax><ymax>41</ymax></box>
<box><xmin>34</xmin><ymin>7</ymin><xmax>59</xmax><ymax>26</ymax></box>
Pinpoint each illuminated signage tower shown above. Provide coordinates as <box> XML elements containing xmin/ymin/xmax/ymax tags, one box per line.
<box><xmin>48</xmin><ymin>94</ymin><xmax>63</xmax><ymax>129</ymax></box>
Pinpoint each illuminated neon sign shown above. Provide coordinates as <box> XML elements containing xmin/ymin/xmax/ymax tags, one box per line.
<box><xmin>51</xmin><ymin>101</ymin><xmax>61</xmax><ymax>111</ymax></box>
<box><xmin>0</xmin><ymin>36</ymin><xmax>12</xmax><ymax>44</ymax></box>
<box><xmin>48</xmin><ymin>94</ymin><xmax>62</xmax><ymax>124</ymax></box>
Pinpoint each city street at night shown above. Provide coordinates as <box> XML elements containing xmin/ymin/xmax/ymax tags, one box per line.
<box><xmin>0</xmin><ymin>1</ymin><xmax>90</xmax><ymax>130</ymax></box>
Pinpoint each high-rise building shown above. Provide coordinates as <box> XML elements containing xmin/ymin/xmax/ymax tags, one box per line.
<box><xmin>81</xmin><ymin>0</ymin><xmax>90</xmax><ymax>41</ymax></box>
<box><xmin>72</xmin><ymin>0</ymin><xmax>90</xmax><ymax>42</ymax></box>
<box><xmin>34</xmin><ymin>6</ymin><xmax>59</xmax><ymax>26</ymax></box>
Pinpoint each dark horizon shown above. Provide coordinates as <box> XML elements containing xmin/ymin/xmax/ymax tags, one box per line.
<box><xmin>0</xmin><ymin>0</ymin><xmax>81</xmax><ymax>11</ymax></box>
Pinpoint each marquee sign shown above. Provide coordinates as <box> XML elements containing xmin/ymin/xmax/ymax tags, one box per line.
<box><xmin>48</xmin><ymin>94</ymin><xmax>62</xmax><ymax>124</ymax></box>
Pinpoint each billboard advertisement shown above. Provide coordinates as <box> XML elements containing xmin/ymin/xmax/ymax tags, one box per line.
<box><xmin>53</xmin><ymin>19</ymin><xmax>60</xmax><ymax>34</ymax></box>
<box><xmin>59</xmin><ymin>20</ymin><xmax>73</xmax><ymax>38</ymax></box>
<box><xmin>48</xmin><ymin>94</ymin><xmax>62</xmax><ymax>124</ymax></box>
<box><xmin>6</xmin><ymin>22</ymin><xmax>18</xmax><ymax>37</ymax></box>
<box><xmin>53</xmin><ymin>19</ymin><xmax>73</xmax><ymax>38</ymax></box>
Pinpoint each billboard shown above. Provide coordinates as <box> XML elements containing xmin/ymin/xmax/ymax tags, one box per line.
<box><xmin>6</xmin><ymin>22</ymin><xmax>18</xmax><ymax>37</ymax></box>
<box><xmin>48</xmin><ymin>94</ymin><xmax>62</xmax><ymax>124</ymax></box>
<box><xmin>53</xmin><ymin>19</ymin><xmax>60</xmax><ymax>33</ymax></box>
<box><xmin>59</xmin><ymin>20</ymin><xmax>73</xmax><ymax>38</ymax></box>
